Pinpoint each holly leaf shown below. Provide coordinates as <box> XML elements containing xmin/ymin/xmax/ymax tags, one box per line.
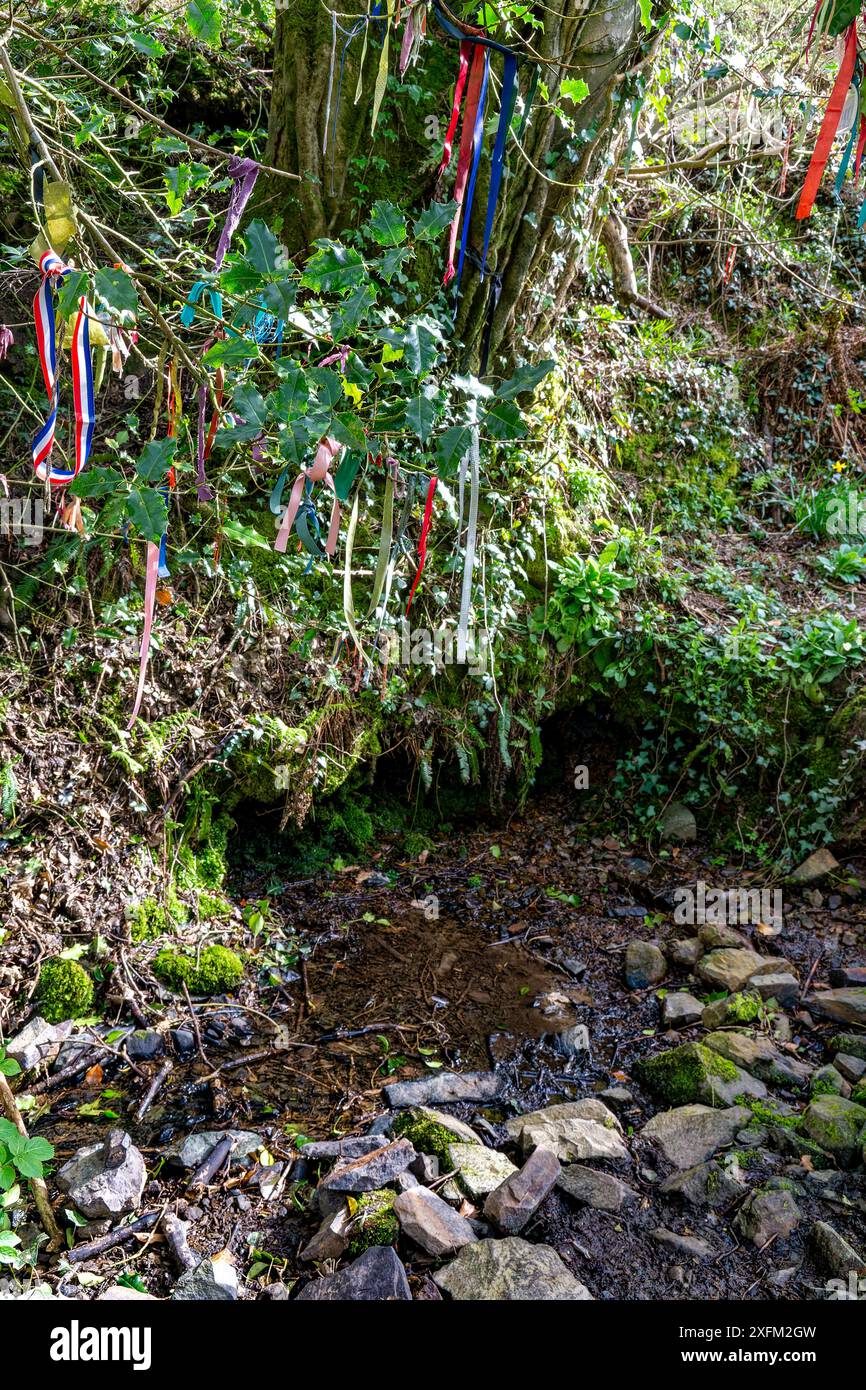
<box><xmin>202</xmin><ymin>336</ymin><xmax>257</xmax><ymax>368</ymax></box>
<box><xmin>69</xmin><ymin>466</ymin><xmax>123</xmax><ymax>499</ymax></box>
<box><xmin>404</xmin><ymin>316</ymin><xmax>443</xmax><ymax>377</ymax></box>
<box><xmin>482</xmin><ymin>399</ymin><xmax>524</xmax><ymax>440</ymax></box>
<box><xmin>638</xmin><ymin>0</ymin><xmax>653</xmax><ymax>31</ymax></box>
<box><xmin>413</xmin><ymin>201</ymin><xmax>458</xmax><ymax>241</ymax></box>
<box><xmin>301</xmin><ymin>241</ymin><xmax>366</xmax><ymax>294</ymax></box>
<box><xmin>496</xmin><ymin>359</ymin><xmax>555</xmax><ymax>399</ymax></box>
<box><xmin>260</xmin><ymin>278</ymin><xmax>296</xmax><ymax>318</ymax></box>
<box><xmin>403</xmin><ymin>391</ymin><xmax>438</xmax><ymax>442</ymax></box>
<box><xmin>186</xmin><ymin>0</ymin><xmax>222</xmax><ymax>44</ymax></box>
<box><xmin>126</xmin><ymin>487</ymin><xmax>168</xmax><ymax>543</ymax></box>
<box><xmin>270</xmin><ymin>366</ymin><xmax>309</xmax><ymax>421</ymax></box>
<box><xmin>560</xmin><ymin>78</ymin><xmax>590</xmax><ymax>104</ymax></box>
<box><xmin>135</xmin><ymin>438</ymin><xmax>176</xmax><ymax>482</ymax></box>
<box><xmin>366</xmin><ymin>200</ymin><xmax>407</xmax><ymax>247</ymax></box>
<box><xmin>244</xmin><ymin>219</ymin><xmax>281</xmax><ymax>275</ymax></box>
<box><xmin>436</xmin><ymin>424</ymin><xmax>473</xmax><ymax>470</ymax></box>
<box><xmin>94</xmin><ymin>267</ymin><xmax>138</xmax><ymax>316</ymax></box>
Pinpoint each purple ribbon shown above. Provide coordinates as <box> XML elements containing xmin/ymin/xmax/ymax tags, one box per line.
<box><xmin>0</xmin><ymin>325</ymin><xmax>13</xmax><ymax>361</ymax></box>
<box><xmin>214</xmin><ymin>157</ymin><xmax>260</xmax><ymax>270</ymax></box>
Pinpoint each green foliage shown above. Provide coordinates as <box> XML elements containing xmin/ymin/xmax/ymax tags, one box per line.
<box><xmin>536</xmin><ymin>543</ymin><xmax>634</xmax><ymax>658</ymax></box>
<box><xmin>346</xmin><ymin>1188</ymin><xmax>398</xmax><ymax>1255</ymax></box>
<box><xmin>153</xmin><ymin>944</ymin><xmax>244</xmax><ymax>995</ymax></box>
<box><xmin>36</xmin><ymin>958</ymin><xmax>95</xmax><ymax>1023</ymax></box>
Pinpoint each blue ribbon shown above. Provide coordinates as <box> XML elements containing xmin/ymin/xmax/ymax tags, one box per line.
<box><xmin>180</xmin><ymin>280</ymin><xmax>224</xmax><ymax>328</ymax></box>
<box><xmin>480</xmin><ymin>50</ymin><xmax>518</xmax><ymax>278</ymax></box>
<box><xmin>455</xmin><ymin>48</ymin><xmax>490</xmax><ymax>293</ymax></box>
<box><xmin>836</xmin><ymin>70</ymin><xmax>861</xmax><ymax>195</ymax></box>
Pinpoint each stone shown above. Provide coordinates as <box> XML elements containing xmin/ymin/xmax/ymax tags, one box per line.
<box><xmin>299</xmin><ymin>1205</ymin><xmax>350</xmax><ymax>1262</ymax></box>
<box><xmin>446</xmin><ymin>1143</ymin><xmax>517</xmax><ymax>1200</ymax></box>
<box><xmin>56</xmin><ymin>1129</ymin><xmax>146</xmax><ymax>1221</ymax></box>
<box><xmin>667</xmin><ymin>937</ymin><xmax>703</xmax><ymax>969</ymax></box>
<box><xmin>809</xmin><ymin>1220</ymin><xmax>866</xmax><ymax>1280</ymax></box>
<box><xmin>829</xmin><ymin>965</ymin><xmax>866</xmax><ymax>988</ymax></box>
<box><xmin>703</xmin><ymin>1031</ymin><xmax>812</xmax><ymax>1091</ymax></box>
<box><xmin>787</xmin><ymin>848</ymin><xmax>839</xmax><ymax>886</ymax></box>
<box><xmin>650</xmin><ymin>1228</ymin><xmax>714</xmax><ymax>1259</ymax></box>
<box><xmin>301</xmin><ymin>1136</ymin><xmax>389</xmax><ymax>1162</ymax></box>
<box><xmin>558</xmin><ymin>1164</ymin><xmax>639</xmax><ymax>1212</ymax></box>
<box><xmin>398</xmin><ymin>1106</ymin><xmax>482</xmax><ymax>1151</ymax></box>
<box><xmin>805</xmin><ymin>989</ymin><xmax>866</xmax><ymax>1027</ymax></box>
<box><xmin>506</xmin><ymin>1100</ymin><xmax>628</xmax><ymax>1163</ymax></box>
<box><xmin>636</xmin><ymin>1041</ymin><xmax>766</xmax><ymax>1107</ymax></box>
<box><xmin>393</xmin><ymin>1171</ymin><xmax>419</xmax><ymax>1193</ymax></box>
<box><xmin>659</xmin><ymin>801</ymin><xmax>696</xmax><ymax>843</ymax></box>
<box><xmin>171</xmin><ymin>1028</ymin><xmax>195</xmax><ymax>1056</ymax></box>
<box><xmin>735</xmin><ymin>1189</ymin><xmax>801</xmax><ymax>1246</ymax></box>
<box><xmin>830</xmin><ymin>1034</ymin><xmax>866</xmax><ymax>1062</ymax></box>
<box><xmin>701</xmin><ymin>991</ymin><xmax>763</xmax><ymax>1030</ymax></box>
<box><xmin>642</xmin><ymin>1104</ymin><xmax>752</xmax><ymax>1169</ymax></box>
<box><xmin>659</xmin><ymin>1160</ymin><xmax>742</xmax><ymax>1208</ymax></box>
<box><xmin>698</xmin><ymin>921</ymin><xmax>750</xmax><ymax>951</ymax></box>
<box><xmin>599</xmin><ymin>1086</ymin><xmax>634</xmax><ymax>1109</ymax></box>
<box><xmin>662</xmin><ymin>992</ymin><xmax>703</xmax><ymax>1029</ymax></box>
<box><xmin>383</xmin><ymin>1070</ymin><xmax>502</xmax><ymax>1107</ymax></box>
<box><xmin>811</xmin><ymin>1065</ymin><xmax>850</xmax><ymax>1098</ymax></box>
<box><xmin>164</xmin><ymin>1129</ymin><xmax>262</xmax><ymax>1170</ymax></box>
<box><xmin>835</xmin><ymin>1054</ymin><xmax>866</xmax><ymax>1084</ymax></box>
<box><xmin>433</xmin><ymin>1237</ymin><xmax>593</xmax><ymax>1301</ymax></box>
<box><xmin>697</xmin><ymin>949</ymin><xmax>784</xmax><ymax>993</ymax></box>
<box><xmin>624</xmin><ymin>940</ymin><xmax>666</xmax><ymax>990</ymax></box>
<box><xmin>172</xmin><ymin>1255</ymin><xmax>238</xmax><ymax>1301</ymax></box>
<box><xmin>125</xmin><ymin>1029</ymin><xmax>164</xmax><ymax>1061</ymax></box>
<box><xmin>483</xmin><ymin>1148</ymin><xmax>560</xmax><ymax>1233</ymax></box>
<box><xmin>394</xmin><ymin>1185</ymin><xmax>477</xmax><ymax>1256</ymax></box>
<box><xmin>320</xmin><ymin>1139</ymin><xmax>415</xmax><ymax>1192</ymax></box>
<box><xmin>97</xmin><ymin>1287</ymin><xmax>157</xmax><ymax>1301</ymax></box>
<box><xmin>799</xmin><ymin>1096</ymin><xmax>866</xmax><ymax>1165</ymax></box>
<box><xmin>749</xmin><ymin>972</ymin><xmax>799</xmax><ymax>1007</ymax></box>
<box><xmin>553</xmin><ymin>1024</ymin><xmax>590</xmax><ymax>1058</ymax></box>
<box><xmin>410</xmin><ymin>1153</ymin><xmax>439</xmax><ymax>1184</ymax></box>
<box><xmin>295</xmin><ymin>1246</ymin><xmax>411</xmax><ymax>1301</ymax></box>
<box><xmin>6</xmin><ymin>1016</ymin><xmax>73</xmax><ymax>1071</ymax></box>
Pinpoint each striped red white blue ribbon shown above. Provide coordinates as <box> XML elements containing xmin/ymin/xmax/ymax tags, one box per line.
<box><xmin>32</xmin><ymin>249</ymin><xmax>95</xmax><ymax>485</ymax></box>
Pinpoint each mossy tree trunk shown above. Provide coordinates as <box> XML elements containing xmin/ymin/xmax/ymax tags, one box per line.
<box><xmin>264</xmin><ymin>2</ymin><xmax>655</xmax><ymax>367</ymax></box>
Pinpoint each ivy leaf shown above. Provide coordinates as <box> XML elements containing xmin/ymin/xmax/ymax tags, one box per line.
<box><xmin>560</xmin><ymin>78</ymin><xmax>590</xmax><ymax>104</ymax></box>
<box><xmin>186</xmin><ymin>0</ymin><xmax>222</xmax><ymax>44</ymax></box>
<box><xmin>413</xmin><ymin>201</ymin><xmax>458</xmax><ymax>241</ymax></box>
<box><xmin>496</xmin><ymin>359</ymin><xmax>555</xmax><ymax>399</ymax></box>
<box><xmin>94</xmin><ymin>267</ymin><xmax>138</xmax><ymax>316</ymax></box>
<box><xmin>366</xmin><ymin>200</ymin><xmax>407</xmax><ymax>247</ymax></box>
<box><xmin>202</xmin><ymin>337</ymin><xmax>257</xmax><ymax>368</ymax></box>
<box><xmin>301</xmin><ymin>241</ymin><xmax>366</xmax><ymax>294</ymax></box>
<box><xmin>126</xmin><ymin>487</ymin><xmax>168</xmax><ymax>543</ymax></box>
<box><xmin>403</xmin><ymin>391</ymin><xmax>438</xmax><ymax>442</ymax></box>
<box><xmin>638</xmin><ymin>0</ymin><xmax>653</xmax><ymax>30</ymax></box>
<box><xmin>68</xmin><ymin>466</ymin><xmax>123</xmax><ymax>500</ymax></box>
<box><xmin>135</xmin><ymin>438</ymin><xmax>176</xmax><ymax>482</ymax></box>
<box><xmin>482</xmin><ymin>399</ymin><xmax>524</xmax><ymax>440</ymax></box>
<box><xmin>164</xmin><ymin>164</ymin><xmax>191</xmax><ymax>215</ymax></box>
<box><xmin>244</xmin><ymin>219</ymin><xmax>281</xmax><ymax>275</ymax></box>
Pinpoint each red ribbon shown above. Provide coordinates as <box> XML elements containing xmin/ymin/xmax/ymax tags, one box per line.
<box><xmin>437</xmin><ymin>40</ymin><xmax>472</xmax><ymax>180</ymax></box>
<box><xmin>405</xmin><ymin>475</ymin><xmax>438</xmax><ymax>614</ymax></box>
<box><xmin>797</xmin><ymin>21</ymin><xmax>859</xmax><ymax>220</ymax></box>
<box><xmin>444</xmin><ymin>46</ymin><xmax>487</xmax><ymax>285</ymax></box>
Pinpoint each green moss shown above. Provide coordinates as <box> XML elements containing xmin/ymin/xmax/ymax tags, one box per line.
<box><xmin>391</xmin><ymin>1110</ymin><xmax>471</xmax><ymax>1166</ymax></box>
<box><xmin>130</xmin><ymin>891</ymin><xmax>185</xmax><ymax>942</ymax></box>
<box><xmin>36</xmin><ymin>957</ymin><xmax>94</xmax><ymax>1022</ymax></box>
<box><xmin>346</xmin><ymin>1188</ymin><xmax>398</xmax><ymax>1255</ymax></box>
<box><xmin>739</xmin><ymin>1098</ymin><xmax>800</xmax><ymax>1130</ymax></box>
<box><xmin>727</xmin><ymin>1149</ymin><xmax>762</xmax><ymax>1168</ymax></box>
<box><xmin>724</xmin><ymin>991</ymin><xmax>763</xmax><ymax>1024</ymax></box>
<box><xmin>153</xmin><ymin>944</ymin><xmax>244</xmax><ymax>995</ymax></box>
<box><xmin>851</xmin><ymin>1082</ymin><xmax>866</xmax><ymax>1107</ymax></box>
<box><xmin>402</xmin><ymin>831</ymin><xmax>436</xmax><ymax>858</ymax></box>
<box><xmin>636</xmin><ymin>1042</ymin><xmax>739</xmax><ymax>1105</ymax></box>
<box><xmin>198</xmin><ymin>891</ymin><xmax>233</xmax><ymax>921</ymax></box>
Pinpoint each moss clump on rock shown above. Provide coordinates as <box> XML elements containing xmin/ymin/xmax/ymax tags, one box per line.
<box><xmin>636</xmin><ymin>1041</ymin><xmax>740</xmax><ymax>1106</ymax></box>
<box><xmin>153</xmin><ymin>944</ymin><xmax>244</xmax><ymax>996</ymax></box>
<box><xmin>36</xmin><ymin>957</ymin><xmax>94</xmax><ymax>1022</ymax></box>
<box><xmin>391</xmin><ymin>1109</ymin><xmax>476</xmax><ymax>1165</ymax></box>
<box><xmin>346</xmin><ymin>1189</ymin><xmax>398</xmax><ymax>1255</ymax></box>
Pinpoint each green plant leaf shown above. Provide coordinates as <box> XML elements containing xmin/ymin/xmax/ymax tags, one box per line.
<box><xmin>187</xmin><ymin>0</ymin><xmax>222</xmax><ymax>44</ymax></box>
<box><xmin>367</xmin><ymin>200</ymin><xmax>407</xmax><ymax>247</ymax></box>
<box><xmin>126</xmin><ymin>487</ymin><xmax>168</xmax><ymax>543</ymax></box>
<box><xmin>135</xmin><ymin>438</ymin><xmax>176</xmax><ymax>482</ymax></box>
<box><xmin>94</xmin><ymin>267</ymin><xmax>138</xmax><ymax>316</ymax></box>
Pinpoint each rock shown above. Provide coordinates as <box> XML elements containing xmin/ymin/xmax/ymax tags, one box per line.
<box><xmin>787</xmin><ymin>848</ymin><xmax>839</xmax><ymax>886</ymax></box>
<box><xmin>806</xmin><ymin>989</ymin><xmax>866</xmax><ymax>1034</ymax></box>
<box><xmin>446</xmin><ymin>1143</ymin><xmax>518</xmax><ymax>1200</ymax></box>
<box><xmin>697</xmin><ymin>949</ymin><xmax>785</xmax><ymax>993</ymax></box>
<box><xmin>829</xmin><ymin>965</ymin><xmax>866</xmax><ymax>988</ymax></box>
<box><xmin>506</xmin><ymin>1100</ymin><xmax>628</xmax><ymax>1163</ymax></box>
<box><xmin>835</xmin><ymin>1054</ymin><xmax>866</xmax><ymax>1084</ymax></box>
<box><xmin>698</xmin><ymin>921</ymin><xmax>750</xmax><ymax>951</ymax></box>
<box><xmin>56</xmin><ymin>1129</ymin><xmax>146</xmax><ymax>1221</ymax></box>
<box><xmin>799</xmin><ymin>1095</ymin><xmax>866</xmax><ymax>1165</ymax></box>
<box><xmin>830</xmin><ymin>1033</ymin><xmax>866</xmax><ymax>1061</ymax></box>
<box><xmin>164</xmin><ymin>1129</ymin><xmax>262</xmax><ymax>1170</ymax></box>
<box><xmin>642</xmin><ymin>1104</ymin><xmax>752</xmax><ymax>1169</ymax></box>
<box><xmin>662</xmin><ymin>992</ymin><xmax>703</xmax><ymax>1029</ymax></box>
<box><xmin>301</xmin><ymin>1136</ymin><xmax>389</xmax><ymax>1161</ymax></box>
<box><xmin>433</xmin><ymin>1237</ymin><xmax>593</xmax><ymax>1301</ymax></box>
<box><xmin>667</xmin><ymin>937</ymin><xmax>703</xmax><ymax>969</ymax></box>
<box><xmin>393</xmin><ymin>1171</ymin><xmax>419</xmax><ymax>1193</ymax></box>
<box><xmin>410</xmin><ymin>1153</ymin><xmax>439</xmax><ymax>1184</ymax></box>
<box><xmin>558</xmin><ymin>1164</ymin><xmax>639</xmax><ymax>1212</ymax></box>
<box><xmin>394</xmin><ymin>1185</ymin><xmax>477</xmax><ymax>1256</ymax></box>
<box><xmin>320</xmin><ymin>1139</ymin><xmax>415</xmax><ymax>1192</ymax></box>
<box><xmin>483</xmin><ymin>1149</ymin><xmax>560</xmax><ymax>1233</ymax></box>
<box><xmin>749</xmin><ymin>972</ymin><xmax>799</xmax><ymax>1007</ymax></box>
<box><xmin>172</xmin><ymin>1255</ymin><xmax>238</xmax><ymax>1301</ymax></box>
<box><xmin>701</xmin><ymin>991</ymin><xmax>763</xmax><ymax>1030</ymax></box>
<box><xmin>636</xmin><ymin>1041</ymin><xmax>766</xmax><ymax>1107</ymax></box>
<box><xmin>703</xmin><ymin>1031</ymin><xmax>811</xmax><ymax>1091</ymax></box>
<box><xmin>735</xmin><ymin>1188</ymin><xmax>801</xmax><ymax>1246</ymax></box>
<box><xmin>553</xmin><ymin>1024</ymin><xmax>590</xmax><ymax>1058</ymax></box>
<box><xmin>171</xmin><ymin>1028</ymin><xmax>196</xmax><ymax>1057</ymax></box>
<box><xmin>97</xmin><ymin>1287</ymin><xmax>157</xmax><ymax>1301</ymax></box>
<box><xmin>299</xmin><ymin>1205</ymin><xmax>350</xmax><ymax>1262</ymax></box>
<box><xmin>659</xmin><ymin>1160</ymin><xmax>742</xmax><ymax>1208</ymax></box>
<box><xmin>383</xmin><ymin>1070</ymin><xmax>502</xmax><ymax>1107</ymax></box>
<box><xmin>125</xmin><ymin>1029</ymin><xmax>164</xmax><ymax>1061</ymax></box>
<box><xmin>6</xmin><ymin>1016</ymin><xmax>73</xmax><ymax>1071</ymax></box>
<box><xmin>296</xmin><ymin>1246</ymin><xmax>411</xmax><ymax>1301</ymax></box>
<box><xmin>599</xmin><ymin>1086</ymin><xmax>634</xmax><ymax>1109</ymax></box>
<box><xmin>624</xmin><ymin>940</ymin><xmax>666</xmax><ymax>989</ymax></box>
<box><xmin>811</xmin><ymin>1065</ymin><xmax>850</xmax><ymax>1098</ymax></box>
<box><xmin>395</xmin><ymin>1106</ymin><xmax>482</xmax><ymax>1153</ymax></box>
<box><xmin>650</xmin><ymin>1228</ymin><xmax>714</xmax><ymax>1259</ymax></box>
<box><xmin>809</xmin><ymin>1220</ymin><xmax>866</xmax><ymax>1279</ymax></box>
<box><xmin>263</xmin><ymin>1282</ymin><xmax>291</xmax><ymax>1300</ymax></box>
<box><xmin>659</xmin><ymin>801</ymin><xmax>696</xmax><ymax>843</ymax></box>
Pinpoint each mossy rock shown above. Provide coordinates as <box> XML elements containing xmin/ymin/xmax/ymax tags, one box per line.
<box><xmin>36</xmin><ymin>957</ymin><xmax>94</xmax><ymax>1022</ymax></box>
<box><xmin>636</xmin><ymin>1041</ymin><xmax>763</xmax><ymax>1107</ymax></box>
<box><xmin>392</xmin><ymin>1108</ymin><xmax>480</xmax><ymax>1165</ymax></box>
<box><xmin>153</xmin><ymin>944</ymin><xmax>244</xmax><ymax>996</ymax></box>
<box><xmin>346</xmin><ymin>1188</ymin><xmax>398</xmax><ymax>1255</ymax></box>
<box><xmin>799</xmin><ymin>1095</ymin><xmax>866</xmax><ymax>1165</ymax></box>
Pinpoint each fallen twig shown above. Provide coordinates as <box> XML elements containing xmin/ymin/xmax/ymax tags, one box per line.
<box><xmin>133</xmin><ymin>1059</ymin><xmax>173</xmax><ymax>1123</ymax></box>
<box><xmin>66</xmin><ymin>1210</ymin><xmax>160</xmax><ymax>1263</ymax></box>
